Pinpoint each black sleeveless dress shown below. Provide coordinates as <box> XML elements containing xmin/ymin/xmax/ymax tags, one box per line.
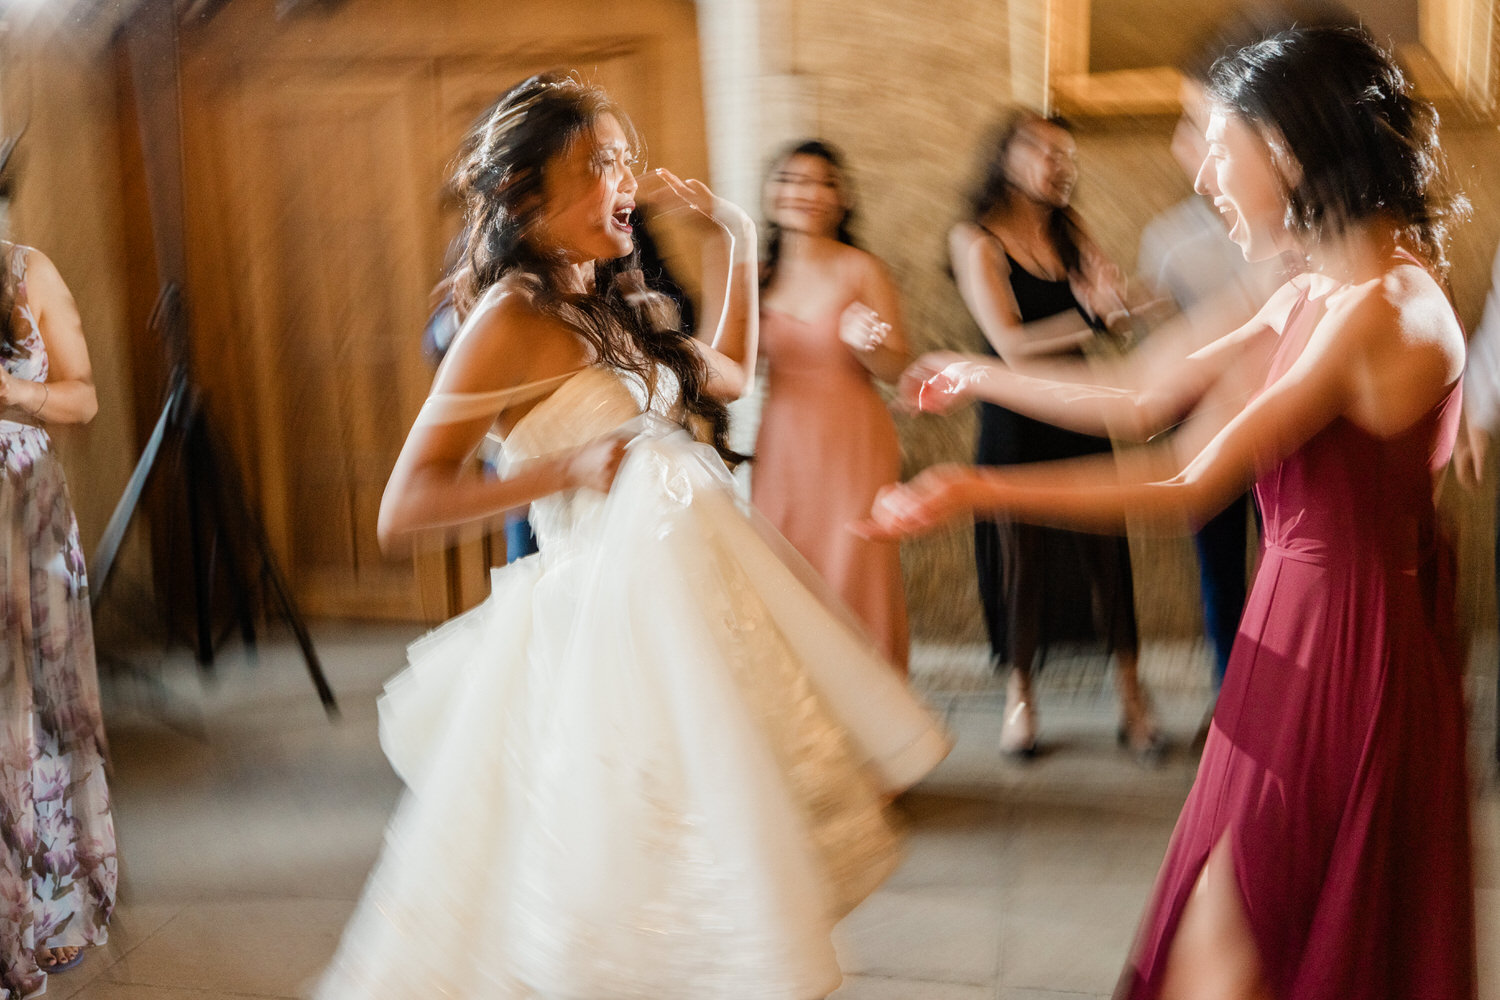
<box><xmin>973</xmin><ymin>252</ymin><xmax>1139</xmax><ymax>668</ymax></box>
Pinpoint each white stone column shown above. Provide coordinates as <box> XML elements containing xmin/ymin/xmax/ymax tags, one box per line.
<box><xmin>695</xmin><ymin>0</ymin><xmax>764</xmax><ymax>210</ymax></box>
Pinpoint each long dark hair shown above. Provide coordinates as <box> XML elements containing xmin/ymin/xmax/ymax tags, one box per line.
<box><xmin>761</xmin><ymin>139</ymin><xmax>857</xmax><ymax>289</ymax></box>
<box><xmin>0</xmin><ymin>245</ymin><xmax>24</xmax><ymax>360</ymax></box>
<box><xmin>445</xmin><ymin>71</ymin><xmax>736</xmax><ymax>461</ymax></box>
<box><xmin>965</xmin><ymin>109</ymin><xmax>1088</xmax><ymax>280</ymax></box>
<box><xmin>1207</xmin><ymin>25</ymin><xmax>1465</xmax><ymax>276</ymax></box>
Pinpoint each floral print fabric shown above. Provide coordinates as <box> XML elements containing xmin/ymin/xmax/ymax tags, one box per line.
<box><xmin>0</xmin><ymin>246</ymin><xmax>116</xmax><ymax>999</ymax></box>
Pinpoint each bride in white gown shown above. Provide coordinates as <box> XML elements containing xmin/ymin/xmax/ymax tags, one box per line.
<box><xmin>314</xmin><ymin>74</ymin><xmax>950</xmax><ymax>1000</ymax></box>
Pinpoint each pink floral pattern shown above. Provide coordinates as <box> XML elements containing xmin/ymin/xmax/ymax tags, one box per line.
<box><xmin>0</xmin><ymin>246</ymin><xmax>116</xmax><ymax>998</ymax></box>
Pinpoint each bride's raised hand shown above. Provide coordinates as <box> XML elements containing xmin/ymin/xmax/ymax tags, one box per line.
<box><xmin>639</xmin><ymin>169</ymin><xmax>754</xmax><ymax>242</ymax></box>
<box><xmin>851</xmin><ymin>464</ymin><xmax>983</xmax><ymax>540</ymax></box>
<box><xmin>897</xmin><ymin>351</ymin><xmax>981</xmax><ymax>414</ymax></box>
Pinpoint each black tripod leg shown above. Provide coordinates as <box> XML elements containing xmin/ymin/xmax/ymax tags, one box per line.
<box><xmin>184</xmin><ymin>417</ymin><xmax>215</xmax><ymax>666</ymax></box>
<box><xmin>199</xmin><ymin>428</ymin><xmax>337</xmax><ymax>715</ymax></box>
<box><xmin>89</xmin><ymin>377</ymin><xmax>185</xmax><ymax>601</ymax></box>
<box><xmin>210</xmin><ymin>478</ymin><xmax>257</xmax><ymax>649</ymax></box>
<box><xmin>262</xmin><ymin>557</ymin><xmax>337</xmax><ymax>714</ymax></box>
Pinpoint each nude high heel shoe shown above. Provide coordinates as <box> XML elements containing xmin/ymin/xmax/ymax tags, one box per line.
<box><xmin>1000</xmin><ymin>671</ymin><xmax>1038</xmax><ymax>758</ymax></box>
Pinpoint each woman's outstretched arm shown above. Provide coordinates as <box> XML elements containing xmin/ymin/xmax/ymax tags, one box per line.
<box><xmin>864</xmin><ymin>273</ymin><xmax>1462</xmax><ymax>538</ymax></box>
<box><xmin>902</xmin><ymin>279</ymin><xmax>1300</xmax><ymax>442</ymax></box>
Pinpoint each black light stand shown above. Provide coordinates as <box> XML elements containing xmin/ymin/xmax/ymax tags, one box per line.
<box><xmin>89</xmin><ymin>285</ymin><xmax>337</xmax><ymax>715</ymax></box>
<box><xmin>93</xmin><ymin>0</ymin><xmax>336</xmax><ymax>716</ymax></box>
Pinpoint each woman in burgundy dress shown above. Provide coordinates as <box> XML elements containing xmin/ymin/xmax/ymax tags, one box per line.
<box><xmin>869</xmin><ymin>26</ymin><xmax>1474</xmax><ymax>1000</ymax></box>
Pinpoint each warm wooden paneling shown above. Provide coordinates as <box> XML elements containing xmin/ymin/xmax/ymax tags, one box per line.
<box><xmin>172</xmin><ymin>0</ymin><xmax>708</xmax><ymax>621</ymax></box>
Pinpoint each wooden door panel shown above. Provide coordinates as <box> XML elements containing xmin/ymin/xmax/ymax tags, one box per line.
<box><xmin>233</xmin><ymin>67</ymin><xmax>446</xmax><ymax>620</ymax></box>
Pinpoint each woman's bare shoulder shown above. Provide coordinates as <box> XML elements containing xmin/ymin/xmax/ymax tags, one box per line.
<box><xmin>833</xmin><ymin>242</ymin><xmax>893</xmax><ymax>283</ymax></box>
<box><xmin>437</xmin><ymin>281</ymin><xmax>587</xmax><ymax>394</ymax></box>
<box><xmin>1326</xmin><ymin>263</ymin><xmax>1461</xmax><ymax>360</ymax></box>
<box><xmin>948</xmin><ymin>222</ymin><xmax>1007</xmax><ymax>269</ymax></box>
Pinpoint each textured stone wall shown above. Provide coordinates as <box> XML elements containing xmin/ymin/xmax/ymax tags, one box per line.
<box><xmin>749</xmin><ymin>0</ymin><xmax>1500</xmax><ymax>644</ymax></box>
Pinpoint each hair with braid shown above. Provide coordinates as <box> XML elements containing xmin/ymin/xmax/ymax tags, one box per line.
<box><xmin>445</xmin><ymin>71</ymin><xmax>737</xmax><ymax>462</ymax></box>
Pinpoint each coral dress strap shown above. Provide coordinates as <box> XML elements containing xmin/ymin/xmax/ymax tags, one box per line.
<box><xmin>416</xmin><ymin>370</ymin><xmax>582</xmax><ymax>426</ymax></box>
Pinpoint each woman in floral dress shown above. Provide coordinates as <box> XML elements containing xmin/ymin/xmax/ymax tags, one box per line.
<box><xmin>0</xmin><ymin>243</ymin><xmax>115</xmax><ymax>996</ymax></box>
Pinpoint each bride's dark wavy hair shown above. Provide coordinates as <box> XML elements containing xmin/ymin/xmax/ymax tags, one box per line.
<box><xmin>446</xmin><ymin>71</ymin><xmax>737</xmax><ymax>462</ymax></box>
<box><xmin>1207</xmin><ymin>24</ymin><xmax>1466</xmax><ymax>277</ymax></box>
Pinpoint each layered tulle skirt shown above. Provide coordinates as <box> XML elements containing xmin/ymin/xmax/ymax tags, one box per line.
<box><xmin>316</xmin><ymin>428</ymin><xmax>950</xmax><ymax>999</ymax></box>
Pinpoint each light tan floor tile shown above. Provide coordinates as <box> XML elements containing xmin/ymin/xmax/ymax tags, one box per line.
<box><xmin>998</xmin><ymin>881</ymin><xmax>1151</xmax><ymax>994</ymax></box>
<box><xmin>1475</xmin><ymin>794</ymin><xmax>1499</xmax><ymax>890</ymax></box>
<box><xmin>102</xmin><ymin>898</ymin><xmax>353</xmax><ymax>997</ymax></box>
<box><xmin>85</xmin><ymin>632</ymin><xmax>1498</xmax><ymax>998</ymax></box>
<box><xmin>834</xmin><ymin>889</ymin><xmax>1001</xmax><ymax>985</ymax></box>
<box><xmin>40</xmin><ymin>903</ymin><xmax>184</xmax><ymax>1000</ymax></box>
<box><xmin>1479</xmin><ymin>888</ymin><xmax>1500</xmax><ymax>1000</ymax></box>
<box><xmin>66</xmin><ymin>985</ymin><xmax>260</xmax><ymax>1000</ymax></box>
<box><xmin>829</xmin><ymin>974</ymin><xmax>994</xmax><ymax>999</ymax></box>
<box><xmin>885</xmin><ymin>793</ymin><xmax>1011</xmax><ymax>892</ymax></box>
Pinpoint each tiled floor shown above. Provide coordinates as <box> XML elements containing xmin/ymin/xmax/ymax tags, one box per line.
<box><xmin>42</xmin><ymin>627</ymin><xmax>1500</xmax><ymax>1000</ymax></box>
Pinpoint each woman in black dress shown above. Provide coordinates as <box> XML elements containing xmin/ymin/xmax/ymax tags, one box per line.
<box><xmin>943</xmin><ymin>110</ymin><xmax>1161</xmax><ymax>759</ymax></box>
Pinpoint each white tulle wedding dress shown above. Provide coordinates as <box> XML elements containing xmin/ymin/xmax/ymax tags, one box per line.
<box><xmin>314</xmin><ymin>366</ymin><xmax>951</xmax><ymax>1000</ymax></box>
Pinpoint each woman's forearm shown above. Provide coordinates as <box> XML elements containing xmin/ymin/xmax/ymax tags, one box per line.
<box><xmin>983</xmin><ymin>307</ymin><xmax>1094</xmax><ymax>363</ymax></box>
<box><xmin>695</xmin><ymin>221</ymin><xmax>759</xmax><ymax>396</ymax></box>
<box><xmin>960</xmin><ymin>461</ymin><xmax>1206</xmax><ymax>534</ymax></box>
<box><xmin>853</xmin><ymin>341</ymin><xmax>910</xmax><ymax>383</ymax></box>
<box><xmin>378</xmin><ymin>453</ymin><xmax>571</xmax><ymax>553</ymax></box>
<box><xmin>957</xmin><ymin>362</ymin><xmax>1171</xmax><ymax>442</ymax></box>
<box><xmin>4</xmin><ymin>377</ymin><xmax>97</xmax><ymax>425</ymax></box>
<box><xmin>1008</xmin><ymin>326</ymin><xmax>1095</xmax><ymax>360</ymax></box>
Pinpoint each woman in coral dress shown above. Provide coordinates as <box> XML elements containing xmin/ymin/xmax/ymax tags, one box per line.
<box><xmin>753</xmin><ymin>140</ymin><xmax>911</xmax><ymax>670</ymax></box>
<box><xmin>869</xmin><ymin>26</ymin><xmax>1474</xmax><ymax>1000</ymax></box>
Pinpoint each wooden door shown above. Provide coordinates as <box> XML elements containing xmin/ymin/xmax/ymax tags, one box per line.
<box><xmin>232</xmin><ymin>66</ymin><xmax>444</xmax><ymax>620</ymax></box>
<box><xmin>176</xmin><ymin>2</ymin><xmax>707</xmax><ymax>622</ymax></box>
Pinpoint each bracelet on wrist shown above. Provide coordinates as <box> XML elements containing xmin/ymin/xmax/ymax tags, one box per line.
<box><xmin>28</xmin><ymin>382</ymin><xmax>47</xmax><ymax>417</ymax></box>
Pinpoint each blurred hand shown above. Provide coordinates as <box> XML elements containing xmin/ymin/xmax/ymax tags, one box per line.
<box><xmin>897</xmin><ymin>351</ymin><xmax>979</xmax><ymax>414</ymax></box>
<box><xmin>561</xmin><ymin>432</ymin><xmax>632</xmax><ymax>494</ymax></box>
<box><xmin>1072</xmin><ymin>256</ymin><xmax>1129</xmax><ymax>326</ymax></box>
<box><xmin>639</xmin><ymin>169</ymin><xmax>754</xmax><ymax>240</ymax></box>
<box><xmin>839</xmin><ymin>302</ymin><xmax>892</xmax><ymax>354</ymax></box>
<box><xmin>1453</xmin><ymin>421</ymin><xmax>1489</xmax><ymax>489</ymax></box>
<box><xmin>852</xmin><ymin>464</ymin><xmax>981</xmax><ymax>540</ymax></box>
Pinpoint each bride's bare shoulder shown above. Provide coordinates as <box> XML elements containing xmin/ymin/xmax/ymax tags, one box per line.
<box><xmin>437</xmin><ymin>281</ymin><xmax>588</xmax><ymax>395</ymax></box>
